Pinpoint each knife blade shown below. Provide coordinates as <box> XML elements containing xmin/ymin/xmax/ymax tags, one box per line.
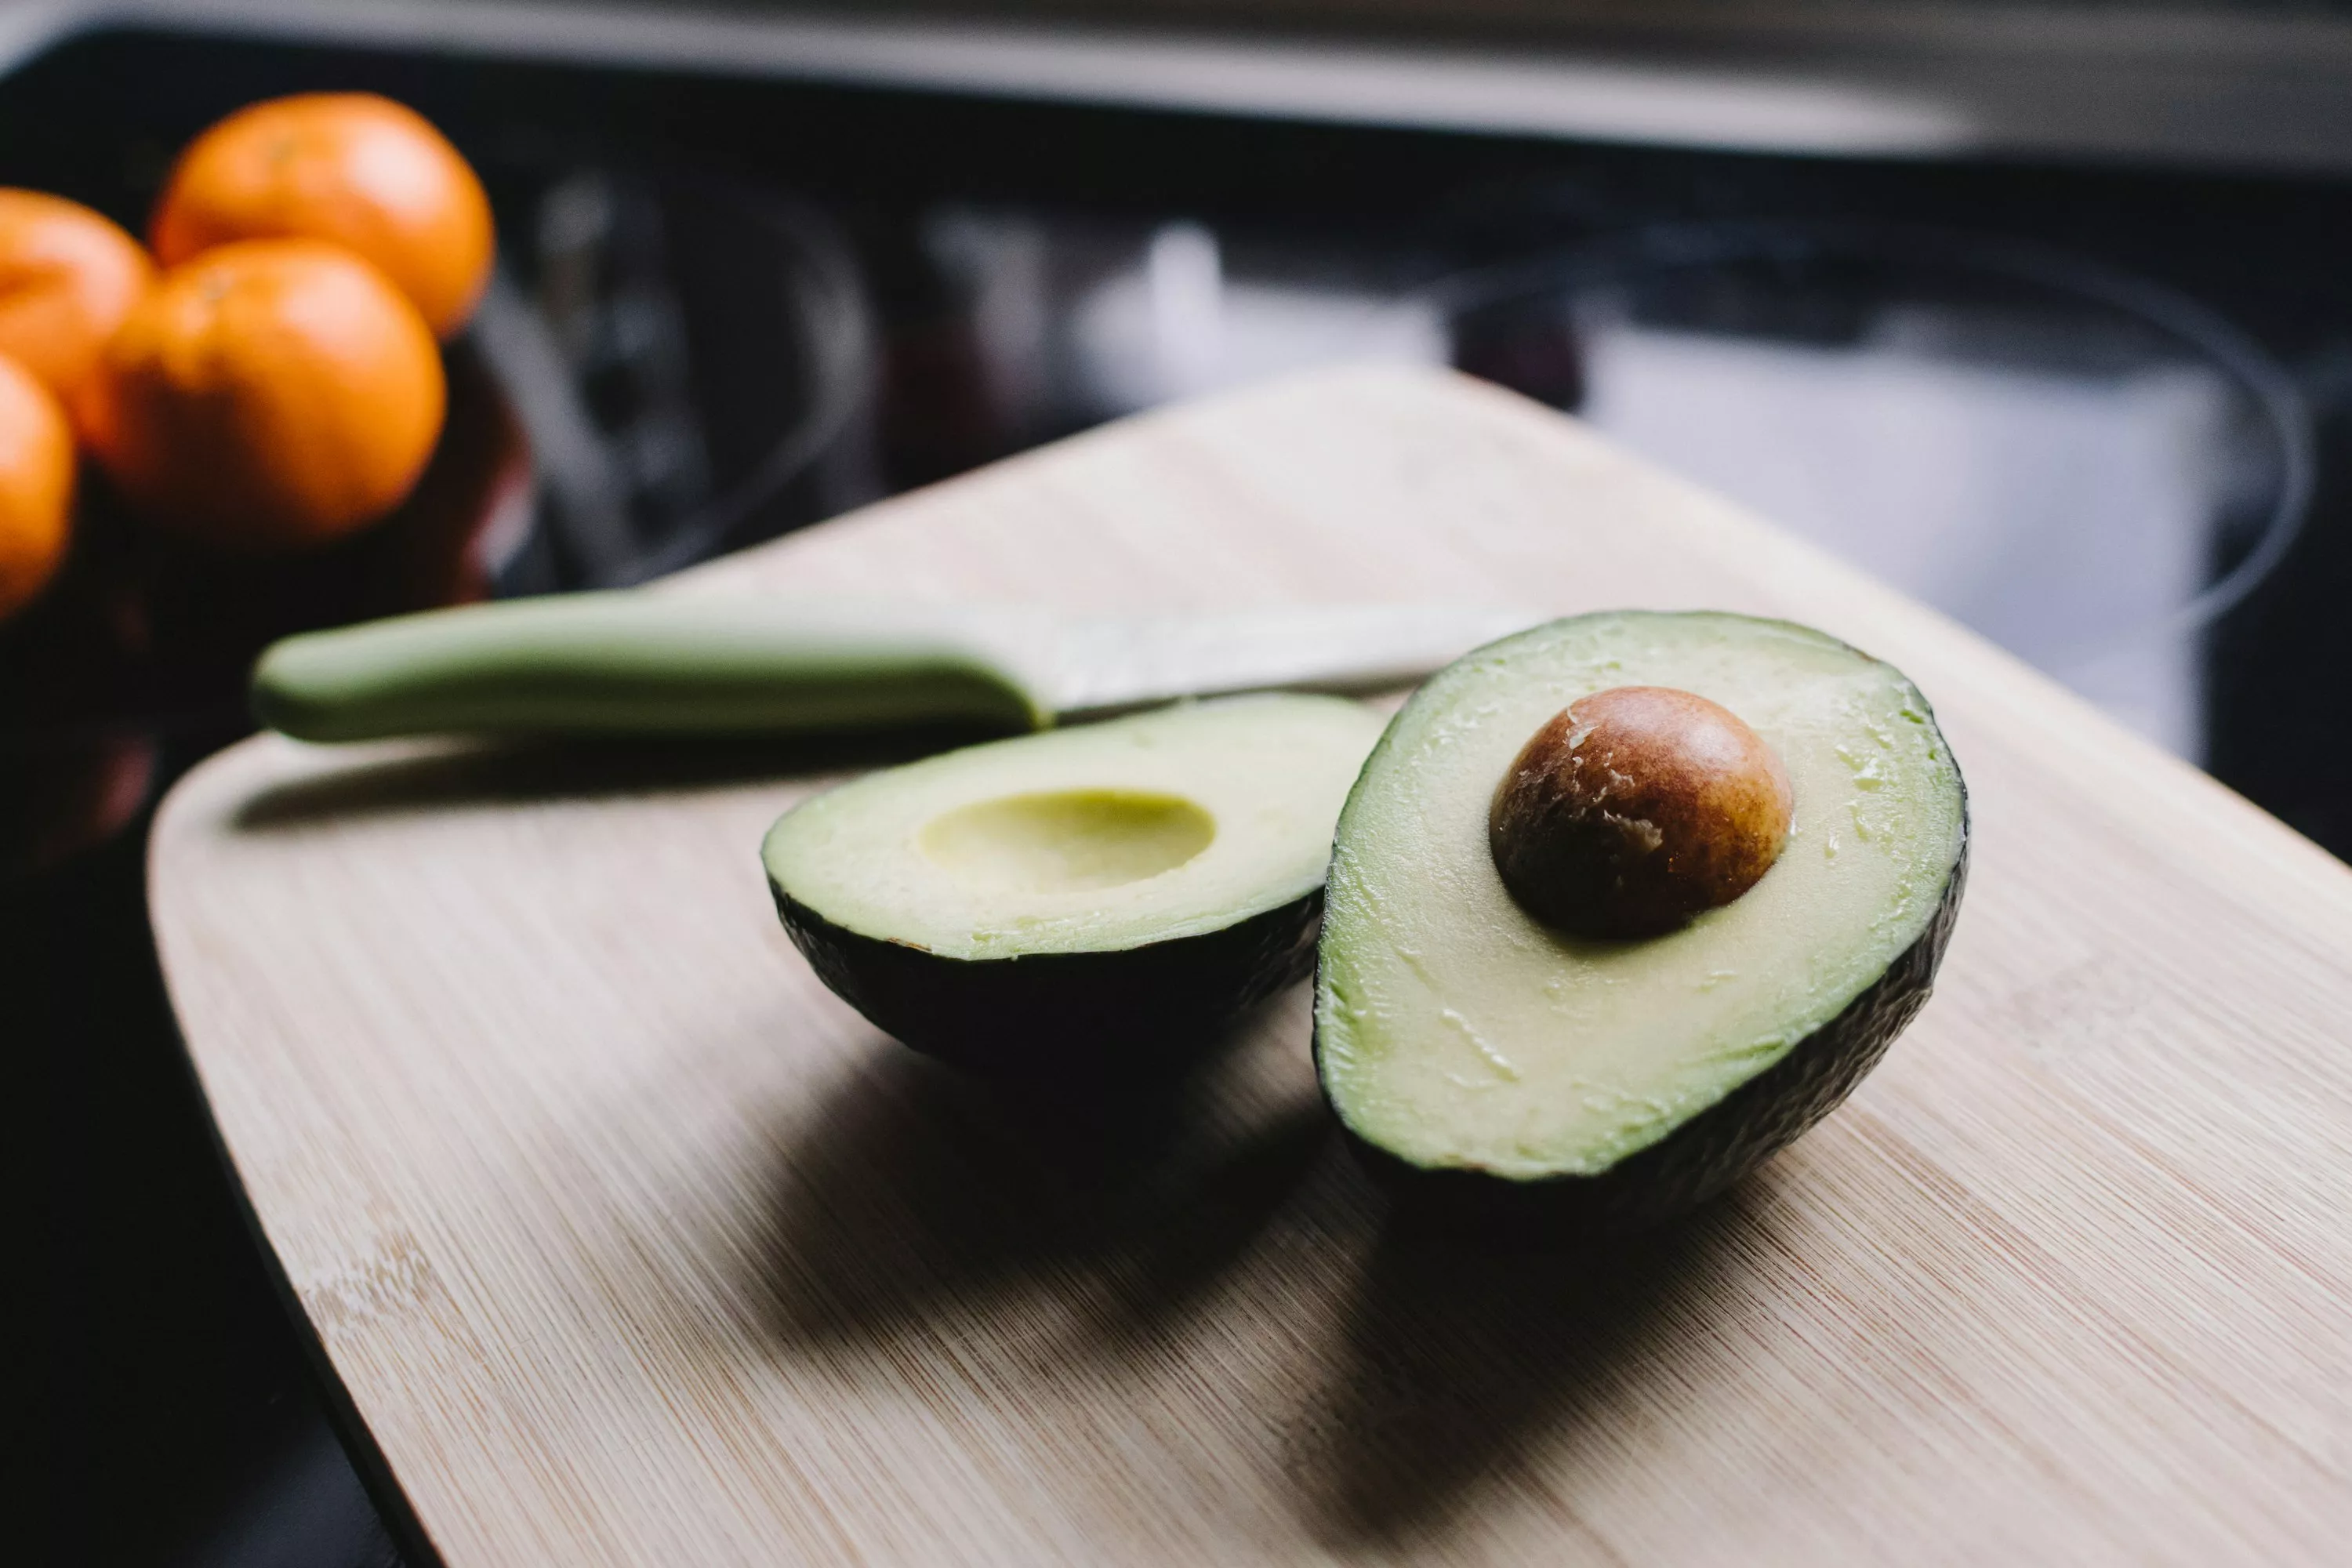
<box><xmin>250</xmin><ymin>593</ymin><xmax>1539</xmax><ymax>742</ymax></box>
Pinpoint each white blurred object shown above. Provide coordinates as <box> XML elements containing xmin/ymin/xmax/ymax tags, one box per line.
<box><xmin>1069</xmin><ymin>222</ymin><xmax>1446</xmax><ymax>416</ymax></box>
<box><xmin>1581</xmin><ymin>319</ymin><xmax>2230</xmax><ymax>756</ymax></box>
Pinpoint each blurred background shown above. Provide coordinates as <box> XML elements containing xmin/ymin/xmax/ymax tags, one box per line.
<box><xmin>13</xmin><ymin>1</ymin><xmax>2352</xmax><ymax>1562</ymax></box>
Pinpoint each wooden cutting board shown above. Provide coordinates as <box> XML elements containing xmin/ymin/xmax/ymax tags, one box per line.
<box><xmin>151</xmin><ymin>367</ymin><xmax>2352</xmax><ymax>1566</ymax></box>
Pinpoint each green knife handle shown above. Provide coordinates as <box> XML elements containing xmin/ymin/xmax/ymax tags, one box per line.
<box><xmin>250</xmin><ymin>594</ymin><xmax>1048</xmax><ymax>742</ymax></box>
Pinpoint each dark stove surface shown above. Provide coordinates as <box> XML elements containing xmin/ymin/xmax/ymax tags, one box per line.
<box><xmin>16</xmin><ymin>20</ymin><xmax>2352</xmax><ymax>1565</ymax></box>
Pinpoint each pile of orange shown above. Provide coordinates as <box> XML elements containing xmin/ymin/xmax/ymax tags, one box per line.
<box><xmin>0</xmin><ymin>92</ymin><xmax>494</xmax><ymax>621</ymax></box>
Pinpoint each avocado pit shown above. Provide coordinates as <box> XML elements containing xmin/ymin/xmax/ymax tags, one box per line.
<box><xmin>1488</xmin><ymin>684</ymin><xmax>1793</xmax><ymax>938</ymax></box>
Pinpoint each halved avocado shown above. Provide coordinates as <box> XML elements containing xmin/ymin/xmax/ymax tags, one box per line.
<box><xmin>765</xmin><ymin>694</ymin><xmax>1388</xmax><ymax>1083</ymax></box>
<box><xmin>1314</xmin><ymin>611</ymin><xmax>1968</xmax><ymax>1233</ymax></box>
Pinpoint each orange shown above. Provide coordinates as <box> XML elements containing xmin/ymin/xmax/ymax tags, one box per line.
<box><xmin>88</xmin><ymin>238</ymin><xmax>445</xmax><ymax>550</ymax></box>
<box><xmin>150</xmin><ymin>93</ymin><xmax>492</xmax><ymax>339</ymax></box>
<box><xmin>0</xmin><ymin>189</ymin><xmax>154</xmax><ymax>441</ymax></box>
<box><xmin>0</xmin><ymin>350</ymin><xmax>74</xmax><ymax>619</ymax></box>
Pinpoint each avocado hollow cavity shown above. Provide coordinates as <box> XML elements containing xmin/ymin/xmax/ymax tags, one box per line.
<box><xmin>1315</xmin><ymin>611</ymin><xmax>1968</xmax><ymax>1233</ymax></box>
<box><xmin>765</xmin><ymin>694</ymin><xmax>1389</xmax><ymax>1083</ymax></box>
<box><xmin>917</xmin><ymin>789</ymin><xmax>1217</xmax><ymax>896</ymax></box>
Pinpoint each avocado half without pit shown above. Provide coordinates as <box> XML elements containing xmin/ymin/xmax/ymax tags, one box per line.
<box><xmin>1315</xmin><ymin>611</ymin><xmax>1969</xmax><ymax>1233</ymax></box>
<box><xmin>764</xmin><ymin>694</ymin><xmax>1388</xmax><ymax>1083</ymax></box>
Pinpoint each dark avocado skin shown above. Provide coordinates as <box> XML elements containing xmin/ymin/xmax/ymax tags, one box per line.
<box><xmin>1321</xmin><ymin>817</ymin><xmax>1969</xmax><ymax>1239</ymax></box>
<box><xmin>773</xmin><ymin>882</ymin><xmax>1323</xmax><ymax>1086</ymax></box>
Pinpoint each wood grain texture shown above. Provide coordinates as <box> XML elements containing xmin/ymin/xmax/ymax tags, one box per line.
<box><xmin>151</xmin><ymin>366</ymin><xmax>2352</xmax><ymax>1566</ymax></box>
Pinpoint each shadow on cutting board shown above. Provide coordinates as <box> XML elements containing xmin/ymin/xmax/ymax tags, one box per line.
<box><xmin>1292</xmin><ymin>1178</ymin><xmax>1770</xmax><ymax>1550</ymax></box>
<box><xmin>229</xmin><ymin>725</ymin><xmax>1017</xmax><ymax>832</ymax></box>
<box><xmin>743</xmin><ymin>1018</ymin><xmax>1331</xmax><ymax>1370</ymax></box>
<box><xmin>736</xmin><ymin>971</ymin><xmax>1776</xmax><ymax>1552</ymax></box>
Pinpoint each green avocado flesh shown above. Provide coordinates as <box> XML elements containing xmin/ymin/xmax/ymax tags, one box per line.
<box><xmin>1316</xmin><ymin>611</ymin><xmax>1967</xmax><ymax>1192</ymax></box>
<box><xmin>767</xmin><ymin>694</ymin><xmax>1386</xmax><ymax>958</ymax></box>
<box><xmin>764</xmin><ymin>694</ymin><xmax>1388</xmax><ymax>1076</ymax></box>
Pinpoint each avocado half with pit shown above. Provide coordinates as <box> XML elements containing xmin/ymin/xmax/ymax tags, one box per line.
<box><xmin>1314</xmin><ymin>611</ymin><xmax>1968</xmax><ymax>1233</ymax></box>
<box><xmin>765</xmin><ymin>694</ymin><xmax>1388</xmax><ymax>1083</ymax></box>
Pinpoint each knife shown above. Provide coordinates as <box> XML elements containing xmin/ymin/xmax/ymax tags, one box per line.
<box><xmin>251</xmin><ymin>593</ymin><xmax>1538</xmax><ymax>742</ymax></box>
